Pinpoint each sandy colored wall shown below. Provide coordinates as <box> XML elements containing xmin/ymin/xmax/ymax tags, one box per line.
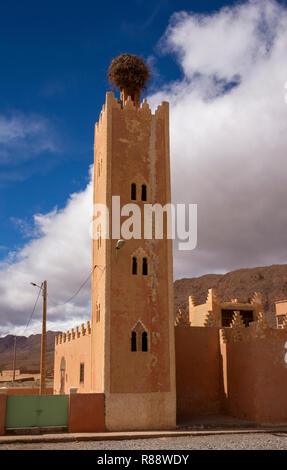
<box><xmin>91</xmin><ymin>96</ymin><xmax>109</xmax><ymax>393</ymax></box>
<box><xmin>54</xmin><ymin>332</ymin><xmax>91</xmax><ymax>394</ymax></box>
<box><xmin>69</xmin><ymin>393</ymin><xmax>105</xmax><ymax>432</ymax></box>
<box><xmin>220</xmin><ymin>333</ymin><xmax>257</xmax><ymax>420</ymax></box>
<box><xmin>175</xmin><ymin>326</ymin><xmax>222</xmax><ymax>421</ymax></box>
<box><xmin>0</xmin><ymin>394</ymin><xmax>6</xmax><ymax>435</ymax></box>
<box><xmin>190</xmin><ymin>304</ymin><xmax>209</xmax><ymax>326</ymax></box>
<box><xmin>93</xmin><ymin>94</ymin><xmax>176</xmax><ymax>430</ymax></box>
<box><xmin>221</xmin><ymin>327</ymin><xmax>287</xmax><ymax>424</ymax></box>
<box><xmin>276</xmin><ymin>301</ymin><xmax>287</xmax><ymax>317</ymax></box>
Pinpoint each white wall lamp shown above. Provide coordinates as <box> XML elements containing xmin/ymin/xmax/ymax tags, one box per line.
<box><xmin>115</xmin><ymin>239</ymin><xmax>126</xmax><ymax>263</ymax></box>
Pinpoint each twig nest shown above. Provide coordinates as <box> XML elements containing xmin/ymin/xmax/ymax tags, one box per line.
<box><xmin>107</xmin><ymin>54</ymin><xmax>150</xmax><ymax>91</ymax></box>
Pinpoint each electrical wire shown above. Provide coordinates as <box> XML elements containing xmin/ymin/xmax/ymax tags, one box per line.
<box><xmin>22</xmin><ymin>282</ymin><xmax>43</xmax><ymax>335</ymax></box>
<box><xmin>19</xmin><ymin>265</ymin><xmax>102</xmax><ymax>337</ymax></box>
<box><xmin>52</xmin><ymin>264</ymin><xmax>99</xmax><ymax>306</ymax></box>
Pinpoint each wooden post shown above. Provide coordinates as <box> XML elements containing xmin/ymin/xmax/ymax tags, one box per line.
<box><xmin>12</xmin><ymin>335</ymin><xmax>17</xmax><ymax>383</ymax></box>
<box><xmin>40</xmin><ymin>280</ymin><xmax>47</xmax><ymax>395</ymax></box>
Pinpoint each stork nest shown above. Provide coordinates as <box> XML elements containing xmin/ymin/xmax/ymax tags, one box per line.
<box><xmin>107</xmin><ymin>54</ymin><xmax>150</xmax><ymax>91</ymax></box>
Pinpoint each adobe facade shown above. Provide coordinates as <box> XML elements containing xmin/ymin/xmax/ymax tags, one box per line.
<box><xmin>175</xmin><ymin>308</ymin><xmax>287</xmax><ymax>424</ymax></box>
<box><xmin>54</xmin><ymin>77</ymin><xmax>287</xmax><ymax>429</ymax></box>
<box><xmin>54</xmin><ymin>90</ymin><xmax>176</xmax><ymax>431</ymax></box>
<box><xmin>189</xmin><ymin>288</ymin><xmax>262</xmax><ymax>328</ymax></box>
<box><xmin>54</xmin><ymin>321</ymin><xmax>91</xmax><ymax>394</ymax></box>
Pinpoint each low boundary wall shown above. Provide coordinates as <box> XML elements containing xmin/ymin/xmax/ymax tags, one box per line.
<box><xmin>69</xmin><ymin>393</ymin><xmax>105</xmax><ymax>432</ymax></box>
<box><xmin>175</xmin><ymin>326</ymin><xmax>222</xmax><ymax>421</ymax></box>
<box><xmin>0</xmin><ymin>391</ymin><xmax>105</xmax><ymax>434</ymax></box>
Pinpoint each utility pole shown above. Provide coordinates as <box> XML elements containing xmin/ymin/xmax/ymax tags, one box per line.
<box><xmin>40</xmin><ymin>280</ymin><xmax>47</xmax><ymax>395</ymax></box>
<box><xmin>12</xmin><ymin>335</ymin><xmax>17</xmax><ymax>383</ymax></box>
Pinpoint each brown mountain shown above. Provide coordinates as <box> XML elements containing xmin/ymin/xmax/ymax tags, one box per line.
<box><xmin>174</xmin><ymin>264</ymin><xmax>287</xmax><ymax>326</ymax></box>
<box><xmin>1</xmin><ymin>264</ymin><xmax>286</xmax><ymax>372</ymax></box>
<box><xmin>0</xmin><ymin>331</ymin><xmax>60</xmax><ymax>373</ymax></box>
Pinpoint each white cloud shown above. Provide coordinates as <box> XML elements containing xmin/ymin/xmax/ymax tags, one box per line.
<box><xmin>1</xmin><ymin>0</ymin><xmax>287</xmax><ymax>335</ymax></box>
<box><xmin>149</xmin><ymin>0</ymin><xmax>287</xmax><ymax>279</ymax></box>
<box><xmin>0</xmin><ymin>112</ymin><xmax>57</xmax><ymax>165</ymax></box>
<box><xmin>0</xmin><ymin>170</ymin><xmax>93</xmax><ymax>336</ymax></box>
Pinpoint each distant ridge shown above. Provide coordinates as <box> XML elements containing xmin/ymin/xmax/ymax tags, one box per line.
<box><xmin>174</xmin><ymin>264</ymin><xmax>287</xmax><ymax>327</ymax></box>
<box><xmin>1</xmin><ymin>264</ymin><xmax>287</xmax><ymax>371</ymax></box>
<box><xmin>0</xmin><ymin>331</ymin><xmax>60</xmax><ymax>373</ymax></box>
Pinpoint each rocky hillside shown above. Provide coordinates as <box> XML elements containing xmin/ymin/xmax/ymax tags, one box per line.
<box><xmin>0</xmin><ymin>331</ymin><xmax>59</xmax><ymax>373</ymax></box>
<box><xmin>1</xmin><ymin>264</ymin><xmax>287</xmax><ymax>372</ymax></box>
<box><xmin>174</xmin><ymin>264</ymin><xmax>287</xmax><ymax>326</ymax></box>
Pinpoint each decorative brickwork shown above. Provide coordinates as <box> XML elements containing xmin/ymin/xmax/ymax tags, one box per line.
<box><xmin>175</xmin><ymin>309</ymin><xmax>190</xmax><ymax>327</ymax></box>
<box><xmin>230</xmin><ymin>311</ymin><xmax>245</xmax><ymax>342</ymax></box>
<box><xmin>55</xmin><ymin>321</ymin><xmax>92</xmax><ymax>345</ymax></box>
<box><xmin>219</xmin><ymin>328</ymin><xmax>228</xmax><ymax>344</ymax></box>
<box><xmin>189</xmin><ymin>288</ymin><xmax>262</xmax><ymax>328</ymax></box>
<box><xmin>204</xmin><ymin>310</ymin><xmax>217</xmax><ymax>327</ymax></box>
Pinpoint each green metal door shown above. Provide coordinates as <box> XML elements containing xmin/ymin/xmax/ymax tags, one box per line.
<box><xmin>5</xmin><ymin>395</ymin><xmax>69</xmax><ymax>428</ymax></box>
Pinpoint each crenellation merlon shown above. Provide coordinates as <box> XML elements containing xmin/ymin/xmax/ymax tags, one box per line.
<box><xmin>95</xmin><ymin>92</ymin><xmax>167</xmax><ymax>124</ymax></box>
<box><xmin>139</xmin><ymin>98</ymin><xmax>151</xmax><ymax>115</ymax></box>
<box><xmin>154</xmin><ymin>101</ymin><xmax>169</xmax><ymax>118</ymax></box>
<box><xmin>123</xmin><ymin>95</ymin><xmax>136</xmax><ymax>110</ymax></box>
<box><xmin>55</xmin><ymin>320</ymin><xmax>92</xmax><ymax>346</ymax></box>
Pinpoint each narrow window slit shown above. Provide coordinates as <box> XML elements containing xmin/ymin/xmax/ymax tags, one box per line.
<box><xmin>80</xmin><ymin>363</ymin><xmax>85</xmax><ymax>383</ymax></box>
<box><xmin>142</xmin><ymin>257</ymin><xmax>148</xmax><ymax>276</ymax></box>
<box><xmin>141</xmin><ymin>184</ymin><xmax>147</xmax><ymax>201</ymax></box>
<box><xmin>132</xmin><ymin>257</ymin><xmax>137</xmax><ymax>275</ymax></box>
<box><xmin>142</xmin><ymin>332</ymin><xmax>148</xmax><ymax>352</ymax></box>
<box><xmin>131</xmin><ymin>183</ymin><xmax>137</xmax><ymax>201</ymax></box>
<box><xmin>131</xmin><ymin>331</ymin><xmax>137</xmax><ymax>351</ymax></box>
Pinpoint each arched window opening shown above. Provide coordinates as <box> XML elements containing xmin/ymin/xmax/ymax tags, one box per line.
<box><xmin>131</xmin><ymin>331</ymin><xmax>137</xmax><ymax>352</ymax></box>
<box><xmin>132</xmin><ymin>257</ymin><xmax>137</xmax><ymax>275</ymax></box>
<box><xmin>141</xmin><ymin>184</ymin><xmax>147</xmax><ymax>201</ymax></box>
<box><xmin>142</xmin><ymin>332</ymin><xmax>148</xmax><ymax>352</ymax></box>
<box><xmin>131</xmin><ymin>183</ymin><xmax>137</xmax><ymax>201</ymax></box>
<box><xmin>142</xmin><ymin>257</ymin><xmax>148</xmax><ymax>276</ymax></box>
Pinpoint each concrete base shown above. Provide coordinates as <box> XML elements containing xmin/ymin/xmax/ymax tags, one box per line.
<box><xmin>5</xmin><ymin>426</ymin><xmax>68</xmax><ymax>435</ymax></box>
<box><xmin>105</xmin><ymin>392</ymin><xmax>176</xmax><ymax>431</ymax></box>
<box><xmin>2</xmin><ymin>427</ymin><xmax>287</xmax><ymax>445</ymax></box>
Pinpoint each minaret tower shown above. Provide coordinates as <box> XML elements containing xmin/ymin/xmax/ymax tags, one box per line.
<box><xmin>91</xmin><ymin>54</ymin><xmax>176</xmax><ymax>430</ymax></box>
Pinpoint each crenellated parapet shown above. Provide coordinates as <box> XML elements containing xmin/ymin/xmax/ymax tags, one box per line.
<box><xmin>230</xmin><ymin>311</ymin><xmax>246</xmax><ymax>342</ymax></box>
<box><xmin>248</xmin><ymin>311</ymin><xmax>270</xmax><ymax>339</ymax></box>
<box><xmin>221</xmin><ymin>310</ymin><xmax>272</xmax><ymax>344</ymax></box>
<box><xmin>251</xmin><ymin>291</ymin><xmax>263</xmax><ymax>305</ymax></box>
<box><xmin>207</xmin><ymin>288</ymin><xmax>220</xmax><ymax>307</ymax></box>
<box><xmin>175</xmin><ymin>309</ymin><xmax>190</xmax><ymax>327</ymax></box>
<box><xmin>189</xmin><ymin>287</ymin><xmax>264</xmax><ymax>328</ymax></box>
<box><xmin>204</xmin><ymin>310</ymin><xmax>217</xmax><ymax>327</ymax></box>
<box><xmin>231</xmin><ymin>311</ymin><xmax>245</xmax><ymax>329</ymax></box>
<box><xmin>94</xmin><ymin>92</ymin><xmax>169</xmax><ymax>137</ymax></box>
<box><xmin>189</xmin><ymin>288</ymin><xmax>221</xmax><ymax>326</ymax></box>
<box><xmin>189</xmin><ymin>295</ymin><xmax>196</xmax><ymax>308</ymax></box>
<box><xmin>55</xmin><ymin>321</ymin><xmax>92</xmax><ymax>346</ymax></box>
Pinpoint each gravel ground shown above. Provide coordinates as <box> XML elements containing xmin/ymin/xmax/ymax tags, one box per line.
<box><xmin>1</xmin><ymin>433</ymin><xmax>287</xmax><ymax>450</ymax></box>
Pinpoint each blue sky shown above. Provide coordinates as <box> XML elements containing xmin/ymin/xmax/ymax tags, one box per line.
<box><xmin>1</xmin><ymin>0</ymin><xmax>287</xmax><ymax>335</ymax></box>
<box><xmin>0</xmin><ymin>0</ymin><xmax>245</xmax><ymax>258</ymax></box>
